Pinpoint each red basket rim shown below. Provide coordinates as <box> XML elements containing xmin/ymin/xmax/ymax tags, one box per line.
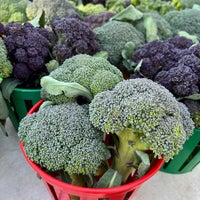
<box><xmin>20</xmin><ymin>100</ymin><xmax>164</xmax><ymax>194</ymax></box>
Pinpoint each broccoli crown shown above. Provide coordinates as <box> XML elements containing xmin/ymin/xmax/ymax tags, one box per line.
<box><xmin>77</xmin><ymin>3</ymin><xmax>107</xmax><ymax>16</ymax></box>
<box><xmin>164</xmin><ymin>8</ymin><xmax>200</xmax><ymax>36</ymax></box>
<box><xmin>130</xmin><ymin>36</ymin><xmax>200</xmax><ymax>97</ymax></box>
<box><xmin>0</xmin><ymin>0</ymin><xmax>28</xmax><ymax>24</ymax></box>
<box><xmin>3</xmin><ymin>22</ymin><xmax>53</xmax><ymax>87</ymax></box>
<box><xmin>18</xmin><ymin>102</ymin><xmax>109</xmax><ymax>174</ymax></box>
<box><xmin>0</xmin><ymin>38</ymin><xmax>13</xmax><ymax>79</ymax></box>
<box><xmin>94</xmin><ymin>20</ymin><xmax>145</xmax><ymax>70</ymax></box>
<box><xmin>84</xmin><ymin>11</ymin><xmax>115</xmax><ymax>29</ymax></box>
<box><xmin>89</xmin><ymin>78</ymin><xmax>194</xmax><ymax>161</ymax></box>
<box><xmin>26</xmin><ymin>0</ymin><xmax>79</xmax><ymax>26</ymax></box>
<box><xmin>41</xmin><ymin>54</ymin><xmax>123</xmax><ymax>104</ymax></box>
<box><xmin>51</xmin><ymin>16</ymin><xmax>100</xmax><ymax>64</ymax></box>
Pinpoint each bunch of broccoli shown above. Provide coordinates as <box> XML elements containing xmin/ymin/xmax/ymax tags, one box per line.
<box><xmin>51</xmin><ymin>15</ymin><xmax>100</xmax><ymax>64</ymax></box>
<box><xmin>0</xmin><ymin>0</ymin><xmax>29</xmax><ymax>24</ymax></box>
<box><xmin>94</xmin><ymin>20</ymin><xmax>145</xmax><ymax>72</ymax></box>
<box><xmin>18</xmin><ymin>102</ymin><xmax>110</xmax><ymax>186</ymax></box>
<box><xmin>89</xmin><ymin>78</ymin><xmax>194</xmax><ymax>182</ymax></box>
<box><xmin>164</xmin><ymin>7</ymin><xmax>200</xmax><ymax>36</ymax></box>
<box><xmin>26</xmin><ymin>0</ymin><xmax>80</xmax><ymax>26</ymax></box>
<box><xmin>130</xmin><ymin>36</ymin><xmax>199</xmax><ymax>98</ymax></box>
<box><xmin>40</xmin><ymin>54</ymin><xmax>124</xmax><ymax>104</ymax></box>
<box><xmin>3</xmin><ymin>22</ymin><xmax>56</xmax><ymax>88</ymax></box>
<box><xmin>84</xmin><ymin>11</ymin><xmax>115</xmax><ymax>29</ymax></box>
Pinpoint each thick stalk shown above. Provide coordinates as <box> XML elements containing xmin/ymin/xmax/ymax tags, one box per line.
<box><xmin>112</xmin><ymin>128</ymin><xmax>149</xmax><ymax>183</ymax></box>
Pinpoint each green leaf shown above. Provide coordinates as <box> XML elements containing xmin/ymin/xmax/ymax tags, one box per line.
<box><xmin>40</xmin><ymin>76</ymin><xmax>93</xmax><ymax>101</ymax></box>
<box><xmin>0</xmin><ymin>91</ymin><xmax>9</xmax><ymax>119</ymax></box>
<box><xmin>111</xmin><ymin>5</ymin><xmax>143</xmax><ymax>22</ymax></box>
<box><xmin>96</xmin><ymin>168</ymin><xmax>122</xmax><ymax>188</ymax></box>
<box><xmin>136</xmin><ymin>150</ymin><xmax>150</xmax><ymax>165</ymax></box>
<box><xmin>29</xmin><ymin>9</ymin><xmax>45</xmax><ymax>27</ymax></box>
<box><xmin>137</xmin><ymin>162</ymin><xmax>150</xmax><ymax>178</ymax></box>
<box><xmin>144</xmin><ymin>16</ymin><xmax>159</xmax><ymax>42</ymax></box>
<box><xmin>178</xmin><ymin>94</ymin><xmax>200</xmax><ymax>101</ymax></box>
<box><xmin>0</xmin><ymin>78</ymin><xmax>21</xmax><ymax>101</ymax></box>
<box><xmin>93</xmin><ymin>51</ymin><xmax>108</xmax><ymax>59</ymax></box>
<box><xmin>0</xmin><ymin>121</ymin><xmax>8</xmax><ymax>137</ymax></box>
<box><xmin>178</xmin><ymin>31</ymin><xmax>199</xmax><ymax>44</ymax></box>
<box><xmin>134</xmin><ymin>59</ymin><xmax>143</xmax><ymax>73</ymax></box>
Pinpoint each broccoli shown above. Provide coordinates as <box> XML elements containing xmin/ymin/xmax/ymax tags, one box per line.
<box><xmin>77</xmin><ymin>2</ymin><xmax>107</xmax><ymax>16</ymax></box>
<box><xmin>89</xmin><ymin>78</ymin><xmax>194</xmax><ymax>182</ymax></box>
<box><xmin>105</xmin><ymin>0</ymin><xmax>126</xmax><ymax>13</ymax></box>
<box><xmin>84</xmin><ymin>11</ymin><xmax>115</xmax><ymax>29</ymax></box>
<box><xmin>40</xmin><ymin>54</ymin><xmax>124</xmax><ymax>104</ymax></box>
<box><xmin>51</xmin><ymin>16</ymin><xmax>100</xmax><ymax>64</ymax></box>
<box><xmin>131</xmin><ymin>0</ymin><xmax>176</xmax><ymax>15</ymax></box>
<box><xmin>172</xmin><ymin>0</ymin><xmax>200</xmax><ymax>9</ymax></box>
<box><xmin>0</xmin><ymin>38</ymin><xmax>13</xmax><ymax>79</ymax></box>
<box><xmin>94</xmin><ymin>20</ymin><xmax>145</xmax><ymax>71</ymax></box>
<box><xmin>18</xmin><ymin>102</ymin><xmax>110</xmax><ymax>186</ymax></box>
<box><xmin>0</xmin><ymin>0</ymin><xmax>28</xmax><ymax>24</ymax></box>
<box><xmin>164</xmin><ymin>7</ymin><xmax>200</xmax><ymax>36</ymax></box>
<box><xmin>3</xmin><ymin>22</ymin><xmax>55</xmax><ymax>88</ymax></box>
<box><xmin>26</xmin><ymin>0</ymin><xmax>80</xmax><ymax>26</ymax></box>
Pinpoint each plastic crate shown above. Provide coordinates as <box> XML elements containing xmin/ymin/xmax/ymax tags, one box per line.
<box><xmin>20</xmin><ymin>100</ymin><xmax>164</xmax><ymax>200</ymax></box>
<box><xmin>160</xmin><ymin>128</ymin><xmax>200</xmax><ymax>174</ymax></box>
<box><xmin>6</xmin><ymin>87</ymin><xmax>41</xmax><ymax>130</ymax></box>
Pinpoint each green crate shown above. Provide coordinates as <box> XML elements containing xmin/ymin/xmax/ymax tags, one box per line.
<box><xmin>160</xmin><ymin>128</ymin><xmax>200</xmax><ymax>174</ymax></box>
<box><xmin>6</xmin><ymin>88</ymin><xmax>41</xmax><ymax>130</ymax></box>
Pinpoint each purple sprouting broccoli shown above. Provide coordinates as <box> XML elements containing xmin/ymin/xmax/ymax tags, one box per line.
<box><xmin>84</xmin><ymin>12</ymin><xmax>115</xmax><ymax>30</ymax></box>
<box><xmin>4</xmin><ymin>22</ymin><xmax>55</xmax><ymax>87</ymax></box>
<box><xmin>51</xmin><ymin>15</ymin><xmax>100</xmax><ymax>64</ymax></box>
<box><xmin>154</xmin><ymin>65</ymin><xmax>199</xmax><ymax>97</ymax></box>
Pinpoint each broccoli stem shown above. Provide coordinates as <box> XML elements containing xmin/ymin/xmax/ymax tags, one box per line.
<box><xmin>112</xmin><ymin>128</ymin><xmax>149</xmax><ymax>183</ymax></box>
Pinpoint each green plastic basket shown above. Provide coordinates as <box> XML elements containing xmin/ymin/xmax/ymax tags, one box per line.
<box><xmin>160</xmin><ymin>128</ymin><xmax>200</xmax><ymax>174</ymax></box>
<box><xmin>6</xmin><ymin>88</ymin><xmax>41</xmax><ymax>130</ymax></box>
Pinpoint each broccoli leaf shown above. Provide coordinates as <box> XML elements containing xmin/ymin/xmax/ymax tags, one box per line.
<box><xmin>96</xmin><ymin>168</ymin><xmax>122</xmax><ymax>188</ymax></box>
<box><xmin>29</xmin><ymin>9</ymin><xmax>45</xmax><ymax>27</ymax></box>
<box><xmin>40</xmin><ymin>76</ymin><xmax>93</xmax><ymax>101</ymax></box>
<box><xmin>178</xmin><ymin>94</ymin><xmax>200</xmax><ymax>101</ymax></box>
<box><xmin>111</xmin><ymin>5</ymin><xmax>143</xmax><ymax>22</ymax></box>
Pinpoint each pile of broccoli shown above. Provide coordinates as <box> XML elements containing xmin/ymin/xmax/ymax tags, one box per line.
<box><xmin>3</xmin><ymin>22</ymin><xmax>56</xmax><ymax>88</ymax></box>
<box><xmin>0</xmin><ymin>0</ymin><xmax>29</xmax><ymax>24</ymax></box>
<box><xmin>40</xmin><ymin>54</ymin><xmax>124</xmax><ymax>104</ymax></box>
<box><xmin>89</xmin><ymin>78</ymin><xmax>194</xmax><ymax>182</ymax></box>
<box><xmin>51</xmin><ymin>15</ymin><xmax>100</xmax><ymax>64</ymax></box>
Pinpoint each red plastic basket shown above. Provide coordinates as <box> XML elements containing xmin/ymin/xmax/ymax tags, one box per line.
<box><xmin>20</xmin><ymin>100</ymin><xmax>164</xmax><ymax>200</ymax></box>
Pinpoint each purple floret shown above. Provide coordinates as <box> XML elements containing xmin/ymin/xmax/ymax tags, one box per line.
<box><xmin>52</xmin><ymin>16</ymin><xmax>100</xmax><ymax>64</ymax></box>
<box><xmin>167</xmin><ymin>36</ymin><xmax>193</xmax><ymax>49</ymax></box>
<box><xmin>155</xmin><ymin>66</ymin><xmax>199</xmax><ymax>97</ymax></box>
<box><xmin>13</xmin><ymin>63</ymin><xmax>32</xmax><ymax>80</ymax></box>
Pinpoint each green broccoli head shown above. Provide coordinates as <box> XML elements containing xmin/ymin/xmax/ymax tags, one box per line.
<box><xmin>94</xmin><ymin>20</ymin><xmax>145</xmax><ymax>71</ymax></box>
<box><xmin>18</xmin><ymin>102</ymin><xmax>110</xmax><ymax>175</ymax></box>
<box><xmin>26</xmin><ymin>0</ymin><xmax>80</xmax><ymax>26</ymax></box>
<box><xmin>0</xmin><ymin>0</ymin><xmax>28</xmax><ymax>24</ymax></box>
<box><xmin>40</xmin><ymin>54</ymin><xmax>124</xmax><ymax>104</ymax></box>
<box><xmin>89</xmin><ymin>78</ymin><xmax>194</xmax><ymax>162</ymax></box>
<box><xmin>0</xmin><ymin>38</ymin><xmax>13</xmax><ymax>79</ymax></box>
<box><xmin>164</xmin><ymin>8</ymin><xmax>200</xmax><ymax>36</ymax></box>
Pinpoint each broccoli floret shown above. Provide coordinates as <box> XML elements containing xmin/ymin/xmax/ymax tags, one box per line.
<box><xmin>94</xmin><ymin>20</ymin><xmax>145</xmax><ymax>71</ymax></box>
<box><xmin>40</xmin><ymin>54</ymin><xmax>124</xmax><ymax>104</ymax></box>
<box><xmin>26</xmin><ymin>0</ymin><xmax>80</xmax><ymax>26</ymax></box>
<box><xmin>164</xmin><ymin>8</ymin><xmax>200</xmax><ymax>36</ymax></box>
<box><xmin>51</xmin><ymin>16</ymin><xmax>100</xmax><ymax>64</ymax></box>
<box><xmin>105</xmin><ymin>0</ymin><xmax>126</xmax><ymax>13</ymax></box>
<box><xmin>18</xmin><ymin>102</ymin><xmax>110</xmax><ymax>179</ymax></box>
<box><xmin>0</xmin><ymin>0</ymin><xmax>28</xmax><ymax>24</ymax></box>
<box><xmin>154</xmin><ymin>66</ymin><xmax>199</xmax><ymax>97</ymax></box>
<box><xmin>172</xmin><ymin>0</ymin><xmax>200</xmax><ymax>9</ymax></box>
<box><xmin>89</xmin><ymin>78</ymin><xmax>194</xmax><ymax>181</ymax></box>
<box><xmin>77</xmin><ymin>3</ymin><xmax>107</xmax><ymax>16</ymax></box>
<box><xmin>0</xmin><ymin>38</ymin><xmax>13</xmax><ymax>79</ymax></box>
<box><xmin>84</xmin><ymin>11</ymin><xmax>115</xmax><ymax>29</ymax></box>
<box><xmin>3</xmin><ymin>22</ymin><xmax>54</xmax><ymax>88</ymax></box>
